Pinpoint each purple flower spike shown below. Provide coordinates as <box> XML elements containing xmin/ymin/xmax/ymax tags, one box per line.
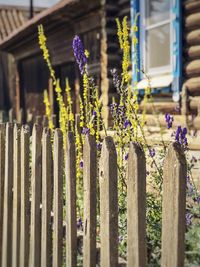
<box><xmin>80</xmin><ymin>159</ymin><xmax>83</xmax><ymax>169</ymax></box>
<box><xmin>92</xmin><ymin>110</ymin><xmax>97</xmax><ymax>117</ymax></box>
<box><xmin>186</xmin><ymin>213</ymin><xmax>193</xmax><ymax>226</ymax></box>
<box><xmin>195</xmin><ymin>196</ymin><xmax>200</xmax><ymax>204</ymax></box>
<box><xmin>124</xmin><ymin>119</ymin><xmax>131</xmax><ymax>129</ymax></box>
<box><xmin>82</xmin><ymin>127</ymin><xmax>90</xmax><ymax>135</ymax></box>
<box><xmin>165</xmin><ymin>113</ymin><xmax>174</xmax><ymax>129</ymax></box>
<box><xmin>175</xmin><ymin>126</ymin><xmax>188</xmax><ymax>149</ymax></box>
<box><xmin>124</xmin><ymin>153</ymin><xmax>129</xmax><ymax>160</ymax></box>
<box><xmin>149</xmin><ymin>148</ymin><xmax>155</xmax><ymax>158</ymax></box>
<box><xmin>72</xmin><ymin>35</ymin><xmax>87</xmax><ymax>75</ymax></box>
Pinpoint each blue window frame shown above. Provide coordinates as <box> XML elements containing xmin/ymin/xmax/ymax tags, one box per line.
<box><xmin>131</xmin><ymin>0</ymin><xmax>182</xmax><ymax>102</ymax></box>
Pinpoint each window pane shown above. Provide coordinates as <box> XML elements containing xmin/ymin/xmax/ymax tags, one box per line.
<box><xmin>146</xmin><ymin>23</ymin><xmax>170</xmax><ymax>70</ymax></box>
<box><xmin>146</xmin><ymin>0</ymin><xmax>170</xmax><ymax>26</ymax></box>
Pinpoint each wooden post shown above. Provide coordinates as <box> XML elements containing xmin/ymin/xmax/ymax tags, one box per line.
<box><xmin>99</xmin><ymin>136</ymin><xmax>118</xmax><ymax>267</ymax></box>
<box><xmin>9</xmin><ymin>109</ymin><xmax>14</xmax><ymax>123</ymax></box>
<box><xmin>52</xmin><ymin>114</ymin><xmax>57</xmax><ymax>128</ymax></box>
<box><xmin>2</xmin><ymin>123</ymin><xmax>14</xmax><ymax>267</ymax></box>
<box><xmin>12</xmin><ymin>125</ymin><xmax>21</xmax><ymax>267</ymax></box>
<box><xmin>65</xmin><ymin>132</ymin><xmax>77</xmax><ymax>267</ymax></box>
<box><xmin>0</xmin><ymin>124</ymin><xmax>5</xmax><ymax>266</ymax></box>
<box><xmin>161</xmin><ymin>143</ymin><xmax>187</xmax><ymax>267</ymax></box>
<box><xmin>20</xmin><ymin>125</ymin><xmax>30</xmax><ymax>267</ymax></box>
<box><xmin>53</xmin><ymin>129</ymin><xmax>63</xmax><ymax>267</ymax></box>
<box><xmin>0</xmin><ymin>111</ymin><xmax>6</xmax><ymax>123</ymax></box>
<box><xmin>18</xmin><ymin>109</ymin><xmax>25</xmax><ymax>124</ymax></box>
<box><xmin>127</xmin><ymin>143</ymin><xmax>147</xmax><ymax>267</ymax></box>
<box><xmin>48</xmin><ymin>78</ymin><xmax>54</xmax><ymax>114</ymax></box>
<box><xmin>42</xmin><ymin>116</ymin><xmax>49</xmax><ymax>128</ymax></box>
<box><xmin>83</xmin><ymin>135</ymin><xmax>96</xmax><ymax>267</ymax></box>
<box><xmin>41</xmin><ymin>128</ymin><xmax>53</xmax><ymax>267</ymax></box>
<box><xmin>35</xmin><ymin>115</ymin><xmax>42</xmax><ymax>125</ymax></box>
<box><xmin>29</xmin><ymin>124</ymin><xmax>42</xmax><ymax>267</ymax></box>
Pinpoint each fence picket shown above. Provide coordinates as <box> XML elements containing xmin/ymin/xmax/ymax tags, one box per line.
<box><xmin>161</xmin><ymin>143</ymin><xmax>187</xmax><ymax>267</ymax></box>
<box><xmin>12</xmin><ymin>125</ymin><xmax>21</xmax><ymax>267</ymax></box>
<box><xmin>99</xmin><ymin>136</ymin><xmax>118</xmax><ymax>267</ymax></box>
<box><xmin>0</xmin><ymin>124</ymin><xmax>5</xmax><ymax>266</ymax></box>
<box><xmin>2</xmin><ymin>123</ymin><xmax>14</xmax><ymax>267</ymax></box>
<box><xmin>41</xmin><ymin>128</ymin><xmax>53</xmax><ymax>267</ymax></box>
<box><xmin>29</xmin><ymin>124</ymin><xmax>42</xmax><ymax>267</ymax></box>
<box><xmin>65</xmin><ymin>132</ymin><xmax>77</xmax><ymax>267</ymax></box>
<box><xmin>83</xmin><ymin>135</ymin><xmax>96</xmax><ymax>267</ymax></box>
<box><xmin>127</xmin><ymin>143</ymin><xmax>147</xmax><ymax>267</ymax></box>
<box><xmin>20</xmin><ymin>125</ymin><xmax>30</xmax><ymax>267</ymax></box>
<box><xmin>53</xmin><ymin>129</ymin><xmax>63</xmax><ymax>267</ymax></box>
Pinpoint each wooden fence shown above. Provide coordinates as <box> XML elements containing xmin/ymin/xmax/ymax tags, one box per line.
<box><xmin>0</xmin><ymin>123</ymin><xmax>187</xmax><ymax>267</ymax></box>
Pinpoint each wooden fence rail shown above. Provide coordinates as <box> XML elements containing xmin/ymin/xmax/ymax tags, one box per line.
<box><xmin>0</xmin><ymin>123</ymin><xmax>187</xmax><ymax>267</ymax></box>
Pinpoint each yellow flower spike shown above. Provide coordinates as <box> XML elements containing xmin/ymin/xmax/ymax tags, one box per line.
<box><xmin>85</xmin><ymin>49</ymin><xmax>90</xmax><ymax>58</ymax></box>
<box><xmin>38</xmin><ymin>25</ymin><xmax>56</xmax><ymax>83</ymax></box>
<box><xmin>43</xmin><ymin>89</ymin><xmax>54</xmax><ymax>131</ymax></box>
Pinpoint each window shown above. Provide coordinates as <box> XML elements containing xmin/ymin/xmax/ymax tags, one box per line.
<box><xmin>140</xmin><ymin>0</ymin><xmax>172</xmax><ymax>76</ymax></box>
<box><xmin>131</xmin><ymin>0</ymin><xmax>182</xmax><ymax>101</ymax></box>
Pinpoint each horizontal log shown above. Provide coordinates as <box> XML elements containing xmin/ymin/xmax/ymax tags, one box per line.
<box><xmin>185</xmin><ymin>29</ymin><xmax>200</xmax><ymax>45</ymax></box>
<box><xmin>184</xmin><ymin>0</ymin><xmax>200</xmax><ymax>13</ymax></box>
<box><xmin>189</xmin><ymin>96</ymin><xmax>200</xmax><ymax>111</ymax></box>
<box><xmin>140</xmin><ymin>101</ymin><xmax>178</xmax><ymax>114</ymax></box>
<box><xmin>185</xmin><ymin>45</ymin><xmax>200</xmax><ymax>59</ymax></box>
<box><xmin>184</xmin><ymin>59</ymin><xmax>200</xmax><ymax>77</ymax></box>
<box><xmin>185</xmin><ymin>12</ymin><xmax>200</xmax><ymax>29</ymax></box>
<box><xmin>185</xmin><ymin>77</ymin><xmax>200</xmax><ymax>95</ymax></box>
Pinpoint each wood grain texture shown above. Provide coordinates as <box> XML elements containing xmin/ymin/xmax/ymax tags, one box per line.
<box><xmin>12</xmin><ymin>124</ymin><xmax>21</xmax><ymax>267</ymax></box>
<box><xmin>83</xmin><ymin>135</ymin><xmax>96</xmax><ymax>267</ymax></box>
<box><xmin>99</xmin><ymin>136</ymin><xmax>118</xmax><ymax>267</ymax></box>
<box><xmin>20</xmin><ymin>125</ymin><xmax>30</xmax><ymax>267</ymax></box>
<box><xmin>65</xmin><ymin>132</ymin><xmax>77</xmax><ymax>267</ymax></box>
<box><xmin>1</xmin><ymin>123</ymin><xmax>14</xmax><ymax>267</ymax></box>
<box><xmin>41</xmin><ymin>128</ymin><xmax>53</xmax><ymax>267</ymax></box>
<box><xmin>127</xmin><ymin>143</ymin><xmax>147</xmax><ymax>267</ymax></box>
<box><xmin>53</xmin><ymin>129</ymin><xmax>63</xmax><ymax>267</ymax></box>
<box><xmin>161</xmin><ymin>143</ymin><xmax>187</xmax><ymax>267</ymax></box>
<box><xmin>0</xmin><ymin>124</ymin><xmax>5</xmax><ymax>266</ymax></box>
<box><xmin>29</xmin><ymin>124</ymin><xmax>42</xmax><ymax>267</ymax></box>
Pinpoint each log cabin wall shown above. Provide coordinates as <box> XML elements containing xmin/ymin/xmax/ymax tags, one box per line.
<box><xmin>183</xmin><ymin>0</ymin><xmax>200</xmax><ymax>114</ymax></box>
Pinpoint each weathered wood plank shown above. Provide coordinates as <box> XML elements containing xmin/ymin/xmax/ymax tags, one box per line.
<box><xmin>65</xmin><ymin>132</ymin><xmax>77</xmax><ymax>267</ymax></box>
<box><xmin>99</xmin><ymin>136</ymin><xmax>118</xmax><ymax>267</ymax></box>
<box><xmin>29</xmin><ymin>124</ymin><xmax>42</xmax><ymax>267</ymax></box>
<box><xmin>12</xmin><ymin>124</ymin><xmax>21</xmax><ymax>267</ymax></box>
<box><xmin>83</xmin><ymin>135</ymin><xmax>96</xmax><ymax>267</ymax></box>
<box><xmin>41</xmin><ymin>128</ymin><xmax>53</xmax><ymax>267</ymax></box>
<box><xmin>53</xmin><ymin>129</ymin><xmax>63</xmax><ymax>267</ymax></box>
<box><xmin>0</xmin><ymin>124</ymin><xmax>5</xmax><ymax>266</ymax></box>
<box><xmin>127</xmin><ymin>143</ymin><xmax>147</xmax><ymax>267</ymax></box>
<box><xmin>1</xmin><ymin>123</ymin><xmax>14</xmax><ymax>267</ymax></box>
<box><xmin>161</xmin><ymin>143</ymin><xmax>187</xmax><ymax>267</ymax></box>
<box><xmin>20</xmin><ymin>125</ymin><xmax>30</xmax><ymax>267</ymax></box>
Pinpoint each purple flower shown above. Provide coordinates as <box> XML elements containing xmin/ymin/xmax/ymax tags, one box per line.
<box><xmin>77</xmin><ymin>218</ymin><xmax>83</xmax><ymax>229</ymax></box>
<box><xmin>97</xmin><ymin>143</ymin><xmax>102</xmax><ymax>150</ymax></box>
<box><xmin>82</xmin><ymin>127</ymin><xmax>90</xmax><ymax>135</ymax></box>
<box><xmin>124</xmin><ymin>119</ymin><xmax>131</xmax><ymax>129</ymax></box>
<box><xmin>149</xmin><ymin>148</ymin><xmax>155</xmax><ymax>158</ymax></box>
<box><xmin>92</xmin><ymin>110</ymin><xmax>97</xmax><ymax>117</ymax></box>
<box><xmin>175</xmin><ymin>126</ymin><xmax>188</xmax><ymax>148</ymax></box>
<box><xmin>110</xmin><ymin>69</ymin><xmax>121</xmax><ymax>92</ymax></box>
<box><xmin>124</xmin><ymin>153</ymin><xmax>129</xmax><ymax>160</ymax></box>
<box><xmin>80</xmin><ymin>159</ymin><xmax>83</xmax><ymax>169</ymax></box>
<box><xmin>194</xmin><ymin>196</ymin><xmax>200</xmax><ymax>204</ymax></box>
<box><xmin>72</xmin><ymin>35</ymin><xmax>87</xmax><ymax>75</ymax></box>
<box><xmin>165</xmin><ymin>113</ymin><xmax>174</xmax><ymax>129</ymax></box>
<box><xmin>186</xmin><ymin>175</ymin><xmax>193</xmax><ymax>195</ymax></box>
<box><xmin>186</xmin><ymin>213</ymin><xmax>193</xmax><ymax>226</ymax></box>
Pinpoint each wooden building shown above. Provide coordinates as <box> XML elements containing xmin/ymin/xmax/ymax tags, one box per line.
<box><xmin>0</xmin><ymin>4</ymin><xmax>43</xmax><ymax>115</ymax></box>
<box><xmin>1</xmin><ymin>0</ymin><xmax>200</xmax><ymax>127</ymax></box>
